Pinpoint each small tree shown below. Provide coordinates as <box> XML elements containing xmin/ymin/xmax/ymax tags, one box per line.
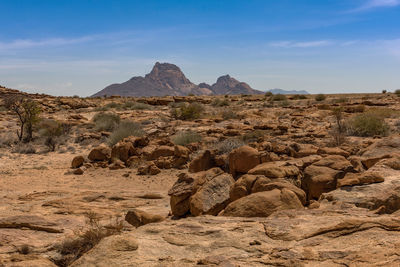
<box><xmin>4</xmin><ymin>95</ymin><xmax>41</xmax><ymax>142</ymax></box>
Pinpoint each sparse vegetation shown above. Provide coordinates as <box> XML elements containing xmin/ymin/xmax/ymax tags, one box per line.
<box><xmin>170</xmin><ymin>102</ymin><xmax>204</xmax><ymax>120</ymax></box>
<box><xmin>315</xmin><ymin>94</ymin><xmax>326</xmax><ymax>102</ymax></box>
<box><xmin>172</xmin><ymin>131</ymin><xmax>202</xmax><ymax>146</ymax></box>
<box><xmin>215</xmin><ymin>138</ymin><xmax>245</xmax><ymax>155</ymax></box>
<box><xmin>54</xmin><ymin>212</ymin><xmax>123</xmax><ymax>267</ymax></box>
<box><xmin>121</xmin><ymin>101</ymin><xmax>152</xmax><ymax>110</ymax></box>
<box><xmin>38</xmin><ymin>119</ymin><xmax>65</xmax><ymax>151</ymax></box>
<box><xmin>395</xmin><ymin>89</ymin><xmax>400</xmax><ymax>96</ymax></box>
<box><xmin>11</xmin><ymin>143</ymin><xmax>36</xmax><ymax>154</ymax></box>
<box><xmin>242</xmin><ymin>130</ymin><xmax>265</xmax><ymax>143</ymax></box>
<box><xmin>108</xmin><ymin>120</ymin><xmax>145</xmax><ymax>146</ymax></box>
<box><xmin>4</xmin><ymin>95</ymin><xmax>41</xmax><ymax>142</ymax></box>
<box><xmin>221</xmin><ymin>109</ymin><xmax>242</xmax><ymax>120</ymax></box>
<box><xmin>93</xmin><ymin>112</ymin><xmax>120</xmax><ymax>131</ymax></box>
<box><xmin>211</xmin><ymin>98</ymin><xmax>230</xmax><ymax>107</ymax></box>
<box><xmin>330</xmin><ymin>107</ymin><xmax>346</xmax><ymax>145</ymax></box>
<box><xmin>346</xmin><ymin>113</ymin><xmax>390</xmax><ymax>137</ymax></box>
<box><xmin>270</xmin><ymin>94</ymin><xmax>287</xmax><ymax>101</ymax></box>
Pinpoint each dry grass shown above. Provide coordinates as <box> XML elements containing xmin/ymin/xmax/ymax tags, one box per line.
<box><xmin>53</xmin><ymin>212</ymin><xmax>123</xmax><ymax>267</ymax></box>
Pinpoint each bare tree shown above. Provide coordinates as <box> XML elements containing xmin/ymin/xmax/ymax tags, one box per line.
<box><xmin>3</xmin><ymin>95</ymin><xmax>41</xmax><ymax>142</ymax></box>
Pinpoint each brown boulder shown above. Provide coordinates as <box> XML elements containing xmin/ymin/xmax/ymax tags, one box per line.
<box><xmin>302</xmin><ymin>165</ymin><xmax>343</xmax><ymax>200</ymax></box>
<box><xmin>337</xmin><ymin>172</ymin><xmax>384</xmax><ymax>187</ymax></box>
<box><xmin>220</xmin><ymin>189</ymin><xmax>303</xmax><ymax>217</ymax></box>
<box><xmin>317</xmin><ymin>147</ymin><xmax>350</xmax><ymax>157</ymax></box>
<box><xmin>313</xmin><ymin>155</ymin><xmax>353</xmax><ymax>172</ymax></box>
<box><xmin>125</xmin><ymin>209</ymin><xmax>164</xmax><ymax>227</ymax></box>
<box><xmin>228</xmin><ymin>145</ymin><xmax>260</xmax><ymax>176</ymax></box>
<box><xmin>71</xmin><ymin>155</ymin><xmax>85</xmax><ymax>168</ymax></box>
<box><xmin>229</xmin><ymin>174</ymin><xmax>262</xmax><ymax>202</ymax></box>
<box><xmin>248</xmin><ymin>161</ymin><xmax>300</xmax><ymax>179</ymax></box>
<box><xmin>137</xmin><ymin>162</ymin><xmax>161</xmax><ymax>175</ymax></box>
<box><xmin>168</xmin><ymin>168</ymin><xmax>224</xmax><ymax>217</ymax></box>
<box><xmin>189</xmin><ymin>150</ymin><xmax>214</xmax><ymax>173</ymax></box>
<box><xmin>147</xmin><ymin>145</ymin><xmax>175</xmax><ymax>160</ymax></box>
<box><xmin>111</xmin><ymin>142</ymin><xmax>134</xmax><ymax>162</ymax></box>
<box><xmin>190</xmin><ymin>173</ymin><xmax>235</xmax><ymax>216</ymax></box>
<box><xmin>252</xmin><ymin>178</ymin><xmax>306</xmax><ymax>205</ymax></box>
<box><xmin>88</xmin><ymin>145</ymin><xmax>111</xmax><ymax>161</ymax></box>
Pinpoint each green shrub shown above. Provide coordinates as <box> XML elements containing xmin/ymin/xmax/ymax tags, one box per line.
<box><xmin>171</xmin><ymin>102</ymin><xmax>204</xmax><ymax>120</ymax></box>
<box><xmin>315</xmin><ymin>94</ymin><xmax>326</xmax><ymax>101</ymax></box>
<box><xmin>38</xmin><ymin>119</ymin><xmax>65</xmax><ymax>151</ymax></box>
<box><xmin>172</xmin><ymin>131</ymin><xmax>202</xmax><ymax>146</ymax></box>
<box><xmin>211</xmin><ymin>98</ymin><xmax>230</xmax><ymax>107</ymax></box>
<box><xmin>93</xmin><ymin>112</ymin><xmax>120</xmax><ymax>131</ymax></box>
<box><xmin>107</xmin><ymin>121</ymin><xmax>145</xmax><ymax>146</ymax></box>
<box><xmin>346</xmin><ymin>113</ymin><xmax>390</xmax><ymax>137</ymax></box>
<box><xmin>395</xmin><ymin>89</ymin><xmax>400</xmax><ymax>96</ymax></box>
<box><xmin>292</xmin><ymin>94</ymin><xmax>307</xmax><ymax>100</ymax></box>
<box><xmin>264</xmin><ymin>91</ymin><xmax>273</xmax><ymax>97</ymax></box>
<box><xmin>270</xmin><ymin>94</ymin><xmax>287</xmax><ymax>101</ymax></box>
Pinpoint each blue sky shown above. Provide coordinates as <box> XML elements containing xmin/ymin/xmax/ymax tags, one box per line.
<box><xmin>0</xmin><ymin>0</ymin><xmax>399</xmax><ymax>96</ymax></box>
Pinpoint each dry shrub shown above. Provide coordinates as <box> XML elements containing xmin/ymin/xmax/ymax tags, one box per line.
<box><xmin>170</xmin><ymin>102</ymin><xmax>204</xmax><ymax>120</ymax></box>
<box><xmin>346</xmin><ymin>113</ymin><xmax>390</xmax><ymax>137</ymax></box>
<box><xmin>211</xmin><ymin>98</ymin><xmax>230</xmax><ymax>107</ymax></box>
<box><xmin>242</xmin><ymin>130</ymin><xmax>265</xmax><ymax>143</ymax></box>
<box><xmin>270</xmin><ymin>94</ymin><xmax>287</xmax><ymax>101</ymax></box>
<box><xmin>172</xmin><ymin>131</ymin><xmax>202</xmax><ymax>146</ymax></box>
<box><xmin>315</xmin><ymin>94</ymin><xmax>326</xmax><ymax>102</ymax></box>
<box><xmin>221</xmin><ymin>109</ymin><xmax>242</xmax><ymax>120</ymax></box>
<box><xmin>121</xmin><ymin>101</ymin><xmax>152</xmax><ymax>110</ymax></box>
<box><xmin>38</xmin><ymin>119</ymin><xmax>65</xmax><ymax>151</ymax></box>
<box><xmin>215</xmin><ymin>138</ymin><xmax>245</xmax><ymax>155</ymax></box>
<box><xmin>93</xmin><ymin>112</ymin><xmax>120</xmax><ymax>131</ymax></box>
<box><xmin>53</xmin><ymin>212</ymin><xmax>123</xmax><ymax>267</ymax></box>
<box><xmin>107</xmin><ymin>121</ymin><xmax>144</xmax><ymax>146</ymax></box>
<box><xmin>11</xmin><ymin>143</ymin><xmax>36</xmax><ymax>154</ymax></box>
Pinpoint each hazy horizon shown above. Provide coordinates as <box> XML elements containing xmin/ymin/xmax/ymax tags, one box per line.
<box><xmin>1</xmin><ymin>0</ymin><xmax>399</xmax><ymax>96</ymax></box>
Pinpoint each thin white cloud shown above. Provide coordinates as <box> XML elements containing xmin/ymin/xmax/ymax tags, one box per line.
<box><xmin>0</xmin><ymin>36</ymin><xmax>96</xmax><ymax>50</ymax></box>
<box><xmin>349</xmin><ymin>0</ymin><xmax>400</xmax><ymax>12</ymax></box>
<box><xmin>269</xmin><ymin>40</ymin><xmax>333</xmax><ymax>48</ymax></box>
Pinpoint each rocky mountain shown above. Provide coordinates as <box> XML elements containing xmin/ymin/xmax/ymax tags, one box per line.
<box><xmin>92</xmin><ymin>63</ymin><xmax>262</xmax><ymax>97</ymax></box>
<box><xmin>267</xmin><ymin>88</ymin><xmax>309</xmax><ymax>95</ymax></box>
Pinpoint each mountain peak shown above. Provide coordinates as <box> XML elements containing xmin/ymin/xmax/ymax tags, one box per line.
<box><xmin>91</xmin><ymin>62</ymin><xmax>262</xmax><ymax>97</ymax></box>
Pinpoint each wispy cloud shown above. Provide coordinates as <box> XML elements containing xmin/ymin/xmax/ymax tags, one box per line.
<box><xmin>269</xmin><ymin>40</ymin><xmax>333</xmax><ymax>48</ymax></box>
<box><xmin>0</xmin><ymin>36</ymin><xmax>96</xmax><ymax>50</ymax></box>
<box><xmin>349</xmin><ymin>0</ymin><xmax>400</xmax><ymax>12</ymax></box>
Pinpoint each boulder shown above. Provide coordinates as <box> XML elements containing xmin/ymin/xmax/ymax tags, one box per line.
<box><xmin>302</xmin><ymin>165</ymin><xmax>343</xmax><ymax>200</ymax></box>
<box><xmin>111</xmin><ymin>142</ymin><xmax>134</xmax><ymax>162</ymax></box>
<box><xmin>190</xmin><ymin>173</ymin><xmax>235</xmax><ymax>216</ymax></box>
<box><xmin>220</xmin><ymin>189</ymin><xmax>303</xmax><ymax>217</ymax></box>
<box><xmin>228</xmin><ymin>145</ymin><xmax>260</xmax><ymax>176</ymax></box>
<box><xmin>147</xmin><ymin>145</ymin><xmax>175</xmax><ymax>160</ymax></box>
<box><xmin>137</xmin><ymin>162</ymin><xmax>161</xmax><ymax>175</ymax></box>
<box><xmin>313</xmin><ymin>155</ymin><xmax>353</xmax><ymax>172</ymax></box>
<box><xmin>337</xmin><ymin>172</ymin><xmax>384</xmax><ymax>187</ymax></box>
<box><xmin>248</xmin><ymin>161</ymin><xmax>300</xmax><ymax>180</ymax></box>
<box><xmin>229</xmin><ymin>174</ymin><xmax>262</xmax><ymax>202</ymax></box>
<box><xmin>168</xmin><ymin>168</ymin><xmax>224</xmax><ymax>217</ymax></box>
<box><xmin>109</xmin><ymin>159</ymin><xmax>125</xmax><ymax>170</ymax></box>
<box><xmin>252</xmin><ymin>178</ymin><xmax>306</xmax><ymax>205</ymax></box>
<box><xmin>360</xmin><ymin>137</ymin><xmax>400</xmax><ymax>169</ymax></box>
<box><xmin>88</xmin><ymin>145</ymin><xmax>111</xmax><ymax>161</ymax></box>
<box><xmin>189</xmin><ymin>150</ymin><xmax>214</xmax><ymax>173</ymax></box>
<box><xmin>71</xmin><ymin>155</ymin><xmax>85</xmax><ymax>168</ymax></box>
<box><xmin>125</xmin><ymin>209</ymin><xmax>164</xmax><ymax>227</ymax></box>
<box><xmin>317</xmin><ymin>147</ymin><xmax>350</xmax><ymax>157</ymax></box>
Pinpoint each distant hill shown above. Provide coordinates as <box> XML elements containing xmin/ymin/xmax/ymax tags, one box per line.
<box><xmin>267</xmin><ymin>88</ymin><xmax>309</xmax><ymax>95</ymax></box>
<box><xmin>91</xmin><ymin>62</ymin><xmax>262</xmax><ymax>97</ymax></box>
